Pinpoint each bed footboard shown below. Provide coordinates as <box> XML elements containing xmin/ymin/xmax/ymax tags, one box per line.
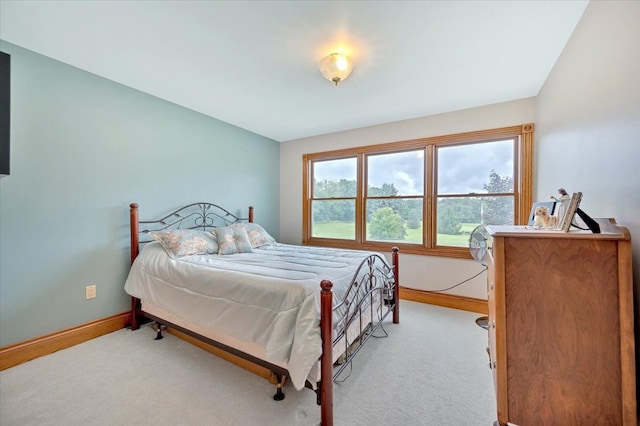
<box><xmin>320</xmin><ymin>280</ymin><xmax>334</xmax><ymax>426</ymax></box>
<box><xmin>318</xmin><ymin>247</ymin><xmax>399</xmax><ymax>426</ymax></box>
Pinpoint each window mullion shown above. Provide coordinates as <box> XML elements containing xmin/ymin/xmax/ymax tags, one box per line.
<box><xmin>518</xmin><ymin>125</ymin><xmax>534</xmax><ymax>224</ymax></box>
<box><xmin>356</xmin><ymin>153</ymin><xmax>365</xmax><ymax>243</ymax></box>
<box><xmin>425</xmin><ymin>145</ymin><xmax>435</xmax><ymax>249</ymax></box>
<box><xmin>302</xmin><ymin>154</ymin><xmax>310</xmax><ymax>244</ymax></box>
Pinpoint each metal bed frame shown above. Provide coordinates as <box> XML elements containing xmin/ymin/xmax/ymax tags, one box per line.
<box><xmin>127</xmin><ymin>202</ymin><xmax>399</xmax><ymax>426</ymax></box>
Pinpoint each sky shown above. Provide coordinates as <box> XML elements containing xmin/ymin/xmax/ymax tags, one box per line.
<box><xmin>437</xmin><ymin>139</ymin><xmax>514</xmax><ymax>194</ymax></box>
<box><xmin>314</xmin><ymin>139</ymin><xmax>515</xmax><ymax>195</ymax></box>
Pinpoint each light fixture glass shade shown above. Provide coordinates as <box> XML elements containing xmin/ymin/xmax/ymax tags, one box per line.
<box><xmin>319</xmin><ymin>53</ymin><xmax>353</xmax><ymax>85</ymax></box>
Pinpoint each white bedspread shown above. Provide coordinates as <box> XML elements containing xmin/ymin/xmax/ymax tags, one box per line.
<box><xmin>124</xmin><ymin>242</ymin><xmax>389</xmax><ymax>390</ymax></box>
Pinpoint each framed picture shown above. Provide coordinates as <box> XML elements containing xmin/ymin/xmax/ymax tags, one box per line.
<box><xmin>559</xmin><ymin>192</ymin><xmax>583</xmax><ymax>232</ymax></box>
<box><xmin>528</xmin><ymin>201</ymin><xmax>556</xmax><ymax>226</ymax></box>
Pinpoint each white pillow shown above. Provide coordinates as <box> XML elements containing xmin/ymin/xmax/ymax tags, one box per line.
<box><xmin>214</xmin><ymin>226</ymin><xmax>253</xmax><ymax>255</ymax></box>
<box><xmin>149</xmin><ymin>229</ymin><xmax>218</xmax><ymax>259</ymax></box>
<box><xmin>232</xmin><ymin>223</ymin><xmax>276</xmax><ymax>248</ymax></box>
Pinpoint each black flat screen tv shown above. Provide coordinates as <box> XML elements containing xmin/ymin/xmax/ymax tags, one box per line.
<box><xmin>0</xmin><ymin>51</ymin><xmax>10</xmax><ymax>176</ymax></box>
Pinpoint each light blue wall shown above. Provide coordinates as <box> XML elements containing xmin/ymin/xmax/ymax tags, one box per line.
<box><xmin>0</xmin><ymin>41</ymin><xmax>280</xmax><ymax>347</ymax></box>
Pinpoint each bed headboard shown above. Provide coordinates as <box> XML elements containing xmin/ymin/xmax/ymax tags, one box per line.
<box><xmin>129</xmin><ymin>202</ymin><xmax>254</xmax><ymax>264</ymax></box>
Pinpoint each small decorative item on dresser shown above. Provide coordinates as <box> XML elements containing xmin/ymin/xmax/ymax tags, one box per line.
<box><xmin>532</xmin><ymin>205</ymin><xmax>558</xmax><ymax>228</ymax></box>
<box><xmin>550</xmin><ymin>187</ymin><xmax>571</xmax><ymax>222</ymax></box>
<box><xmin>558</xmin><ymin>192</ymin><xmax>583</xmax><ymax>231</ymax></box>
<box><xmin>527</xmin><ymin>201</ymin><xmax>556</xmax><ymax>226</ymax></box>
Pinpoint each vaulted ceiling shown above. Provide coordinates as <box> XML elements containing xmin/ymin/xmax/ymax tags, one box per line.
<box><xmin>0</xmin><ymin>1</ymin><xmax>589</xmax><ymax>142</ymax></box>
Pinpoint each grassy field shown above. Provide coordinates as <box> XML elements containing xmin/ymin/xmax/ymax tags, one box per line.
<box><xmin>312</xmin><ymin>221</ymin><xmax>479</xmax><ymax>247</ymax></box>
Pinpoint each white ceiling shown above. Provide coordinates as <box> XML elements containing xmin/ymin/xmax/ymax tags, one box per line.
<box><xmin>0</xmin><ymin>1</ymin><xmax>588</xmax><ymax>142</ymax></box>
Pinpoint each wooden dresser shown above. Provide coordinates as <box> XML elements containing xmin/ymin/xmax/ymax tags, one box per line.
<box><xmin>484</xmin><ymin>219</ymin><xmax>636</xmax><ymax>426</ymax></box>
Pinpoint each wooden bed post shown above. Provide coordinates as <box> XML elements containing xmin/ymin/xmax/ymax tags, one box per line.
<box><xmin>248</xmin><ymin>206</ymin><xmax>254</xmax><ymax>223</ymax></box>
<box><xmin>320</xmin><ymin>280</ymin><xmax>334</xmax><ymax>426</ymax></box>
<box><xmin>392</xmin><ymin>247</ymin><xmax>400</xmax><ymax>324</ymax></box>
<box><xmin>130</xmin><ymin>203</ymin><xmax>139</xmax><ymax>264</ymax></box>
<box><xmin>129</xmin><ymin>203</ymin><xmax>140</xmax><ymax>331</ymax></box>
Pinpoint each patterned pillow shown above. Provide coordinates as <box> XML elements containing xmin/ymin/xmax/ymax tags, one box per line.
<box><xmin>149</xmin><ymin>229</ymin><xmax>219</xmax><ymax>259</ymax></box>
<box><xmin>232</xmin><ymin>223</ymin><xmax>276</xmax><ymax>248</ymax></box>
<box><xmin>215</xmin><ymin>226</ymin><xmax>254</xmax><ymax>255</ymax></box>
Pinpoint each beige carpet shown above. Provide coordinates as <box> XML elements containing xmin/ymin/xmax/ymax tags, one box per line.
<box><xmin>0</xmin><ymin>301</ymin><xmax>496</xmax><ymax>425</ymax></box>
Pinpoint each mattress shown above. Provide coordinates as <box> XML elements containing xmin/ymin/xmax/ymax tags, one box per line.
<box><xmin>124</xmin><ymin>242</ymin><xmax>391</xmax><ymax>390</ymax></box>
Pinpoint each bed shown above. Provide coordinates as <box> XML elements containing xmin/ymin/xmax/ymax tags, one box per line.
<box><xmin>124</xmin><ymin>202</ymin><xmax>399</xmax><ymax>425</ymax></box>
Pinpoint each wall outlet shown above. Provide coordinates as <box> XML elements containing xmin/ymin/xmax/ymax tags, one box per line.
<box><xmin>85</xmin><ymin>285</ymin><xmax>96</xmax><ymax>300</ymax></box>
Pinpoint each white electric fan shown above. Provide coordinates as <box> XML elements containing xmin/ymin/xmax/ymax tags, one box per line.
<box><xmin>469</xmin><ymin>224</ymin><xmax>490</xmax><ymax>331</ymax></box>
<box><xmin>468</xmin><ymin>224</ymin><xmax>489</xmax><ymax>266</ymax></box>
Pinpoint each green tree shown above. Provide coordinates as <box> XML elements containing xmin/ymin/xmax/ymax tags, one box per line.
<box><xmin>369</xmin><ymin>207</ymin><xmax>407</xmax><ymax>240</ymax></box>
<box><xmin>368</xmin><ymin>183</ymin><xmax>399</xmax><ymax>216</ymax></box>
<box><xmin>482</xmin><ymin>170</ymin><xmax>514</xmax><ymax>225</ymax></box>
<box><xmin>437</xmin><ymin>204</ymin><xmax>462</xmax><ymax>235</ymax></box>
<box><xmin>406</xmin><ymin>209</ymin><xmax>421</xmax><ymax>229</ymax></box>
<box><xmin>313</xmin><ymin>178</ymin><xmax>356</xmax><ymax>222</ymax></box>
<box><xmin>366</xmin><ymin>183</ymin><xmax>417</xmax><ymax>223</ymax></box>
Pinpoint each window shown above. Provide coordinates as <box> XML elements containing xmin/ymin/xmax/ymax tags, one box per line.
<box><xmin>311</xmin><ymin>157</ymin><xmax>357</xmax><ymax>240</ymax></box>
<box><xmin>303</xmin><ymin>124</ymin><xmax>533</xmax><ymax>258</ymax></box>
<box><xmin>435</xmin><ymin>139</ymin><xmax>515</xmax><ymax>248</ymax></box>
<box><xmin>367</xmin><ymin>150</ymin><xmax>424</xmax><ymax>244</ymax></box>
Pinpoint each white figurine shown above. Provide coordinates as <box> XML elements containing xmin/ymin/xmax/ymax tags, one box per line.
<box><xmin>550</xmin><ymin>188</ymin><xmax>570</xmax><ymax>223</ymax></box>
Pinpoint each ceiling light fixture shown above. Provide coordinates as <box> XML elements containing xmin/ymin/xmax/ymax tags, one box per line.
<box><xmin>319</xmin><ymin>53</ymin><xmax>353</xmax><ymax>86</ymax></box>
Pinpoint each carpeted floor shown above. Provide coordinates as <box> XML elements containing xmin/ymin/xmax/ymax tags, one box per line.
<box><xmin>0</xmin><ymin>301</ymin><xmax>496</xmax><ymax>425</ymax></box>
